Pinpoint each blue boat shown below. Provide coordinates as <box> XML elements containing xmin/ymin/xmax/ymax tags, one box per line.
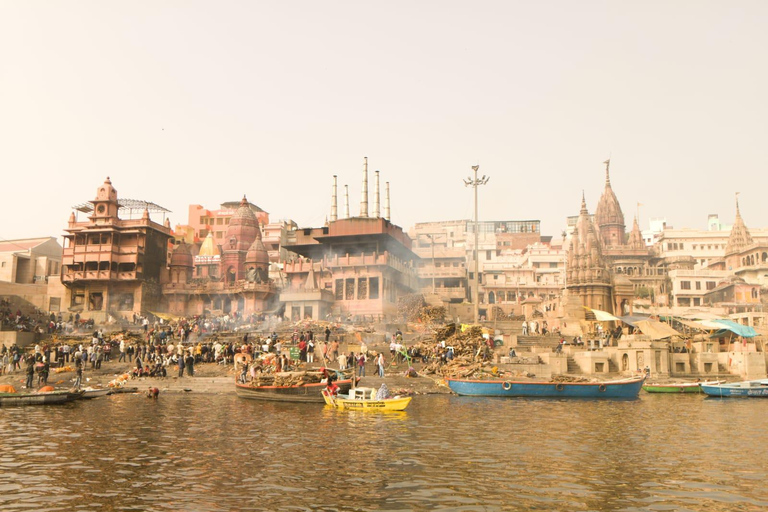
<box><xmin>445</xmin><ymin>376</ymin><xmax>645</xmax><ymax>398</ymax></box>
<box><xmin>700</xmin><ymin>379</ymin><xmax>768</xmax><ymax>398</ymax></box>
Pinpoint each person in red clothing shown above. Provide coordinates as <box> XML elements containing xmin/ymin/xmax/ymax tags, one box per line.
<box><xmin>326</xmin><ymin>380</ymin><xmax>339</xmax><ymax>397</ymax></box>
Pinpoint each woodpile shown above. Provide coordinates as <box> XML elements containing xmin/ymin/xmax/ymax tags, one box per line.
<box><xmin>250</xmin><ymin>370</ymin><xmax>326</xmax><ymax>387</ymax></box>
<box><xmin>397</xmin><ymin>294</ymin><xmax>426</xmax><ymax>322</ymax></box>
<box><xmin>491</xmin><ymin>307</ymin><xmax>525</xmax><ymax>321</ymax></box>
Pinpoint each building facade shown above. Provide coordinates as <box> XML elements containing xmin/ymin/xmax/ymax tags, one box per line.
<box><xmin>61</xmin><ymin>178</ymin><xmax>173</xmax><ymax>321</ymax></box>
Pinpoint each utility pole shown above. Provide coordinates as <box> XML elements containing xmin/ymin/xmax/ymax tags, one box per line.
<box><xmin>464</xmin><ymin>165</ymin><xmax>489</xmax><ymax>324</ymax></box>
<box><xmin>424</xmin><ymin>233</ymin><xmax>443</xmax><ymax>294</ymax></box>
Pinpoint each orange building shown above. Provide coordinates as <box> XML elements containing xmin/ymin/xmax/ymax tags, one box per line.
<box><xmin>161</xmin><ymin>196</ymin><xmax>276</xmax><ymax>317</ymax></box>
<box><xmin>61</xmin><ymin>178</ymin><xmax>173</xmax><ymax>321</ymax></box>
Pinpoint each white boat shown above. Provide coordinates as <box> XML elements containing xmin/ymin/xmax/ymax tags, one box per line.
<box><xmin>81</xmin><ymin>387</ymin><xmax>112</xmax><ymax>399</ymax></box>
<box><xmin>700</xmin><ymin>379</ymin><xmax>768</xmax><ymax>397</ymax></box>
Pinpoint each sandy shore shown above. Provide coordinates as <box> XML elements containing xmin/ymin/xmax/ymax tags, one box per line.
<box><xmin>0</xmin><ymin>357</ymin><xmax>452</xmax><ymax>395</ymax></box>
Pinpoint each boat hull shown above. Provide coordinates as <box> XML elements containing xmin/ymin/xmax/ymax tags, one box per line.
<box><xmin>236</xmin><ymin>378</ymin><xmax>356</xmax><ymax>403</ymax></box>
<box><xmin>0</xmin><ymin>390</ymin><xmax>84</xmax><ymax>406</ymax></box>
<box><xmin>445</xmin><ymin>377</ymin><xmax>645</xmax><ymax>399</ymax></box>
<box><xmin>81</xmin><ymin>388</ymin><xmax>112</xmax><ymax>399</ymax></box>
<box><xmin>701</xmin><ymin>380</ymin><xmax>768</xmax><ymax>397</ymax></box>
<box><xmin>322</xmin><ymin>391</ymin><xmax>412</xmax><ymax>411</ymax></box>
<box><xmin>643</xmin><ymin>384</ymin><xmax>702</xmax><ymax>394</ymax></box>
<box><xmin>643</xmin><ymin>381</ymin><xmax>723</xmax><ymax>394</ymax></box>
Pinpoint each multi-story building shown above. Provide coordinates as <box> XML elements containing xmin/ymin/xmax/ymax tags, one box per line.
<box><xmin>0</xmin><ymin>237</ymin><xmax>62</xmax><ymax>285</ymax></box>
<box><xmin>410</xmin><ymin>219</ymin><xmax>545</xmax><ymax>313</ymax></box>
<box><xmin>176</xmin><ymin>201</ymin><xmax>269</xmax><ymax>243</ymax></box>
<box><xmin>667</xmin><ymin>268</ymin><xmax>729</xmax><ymax>308</ymax></box>
<box><xmin>279</xmin><ymin>160</ymin><xmax>420</xmax><ymax>321</ymax></box>
<box><xmin>61</xmin><ymin>178</ymin><xmax>173</xmax><ymax>321</ymax></box>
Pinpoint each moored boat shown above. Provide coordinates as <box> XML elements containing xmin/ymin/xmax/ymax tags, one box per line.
<box><xmin>643</xmin><ymin>381</ymin><xmax>723</xmax><ymax>394</ymax></box>
<box><xmin>700</xmin><ymin>379</ymin><xmax>768</xmax><ymax>397</ymax></box>
<box><xmin>445</xmin><ymin>375</ymin><xmax>645</xmax><ymax>399</ymax></box>
<box><xmin>236</xmin><ymin>369</ymin><xmax>357</xmax><ymax>403</ymax></box>
<box><xmin>322</xmin><ymin>387</ymin><xmax>412</xmax><ymax>411</ymax></box>
<box><xmin>81</xmin><ymin>387</ymin><xmax>112</xmax><ymax>399</ymax></box>
<box><xmin>0</xmin><ymin>389</ymin><xmax>84</xmax><ymax>406</ymax></box>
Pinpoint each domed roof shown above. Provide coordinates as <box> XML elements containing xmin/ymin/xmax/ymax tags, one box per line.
<box><xmin>198</xmin><ymin>232</ymin><xmax>220</xmax><ymax>258</ymax></box>
<box><xmin>95</xmin><ymin>177</ymin><xmax>118</xmax><ymax>202</ymax></box>
<box><xmin>224</xmin><ymin>195</ymin><xmax>260</xmax><ymax>252</ymax></box>
<box><xmin>170</xmin><ymin>240</ymin><xmax>194</xmax><ymax>267</ymax></box>
<box><xmin>245</xmin><ymin>238</ymin><xmax>270</xmax><ymax>266</ymax></box>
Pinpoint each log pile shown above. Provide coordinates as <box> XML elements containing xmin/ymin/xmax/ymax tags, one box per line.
<box><xmin>491</xmin><ymin>307</ymin><xmax>525</xmax><ymax>321</ymax></box>
<box><xmin>397</xmin><ymin>294</ymin><xmax>426</xmax><ymax>322</ymax></box>
<box><xmin>250</xmin><ymin>370</ymin><xmax>326</xmax><ymax>387</ymax></box>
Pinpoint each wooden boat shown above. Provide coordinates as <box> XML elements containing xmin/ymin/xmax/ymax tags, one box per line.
<box><xmin>109</xmin><ymin>386</ymin><xmax>139</xmax><ymax>394</ymax></box>
<box><xmin>322</xmin><ymin>387</ymin><xmax>412</xmax><ymax>411</ymax></box>
<box><xmin>643</xmin><ymin>381</ymin><xmax>724</xmax><ymax>394</ymax></box>
<box><xmin>236</xmin><ymin>369</ymin><xmax>357</xmax><ymax>403</ymax></box>
<box><xmin>81</xmin><ymin>387</ymin><xmax>112</xmax><ymax>399</ymax></box>
<box><xmin>0</xmin><ymin>389</ymin><xmax>84</xmax><ymax>406</ymax></box>
<box><xmin>445</xmin><ymin>376</ymin><xmax>645</xmax><ymax>399</ymax></box>
<box><xmin>700</xmin><ymin>379</ymin><xmax>768</xmax><ymax>397</ymax></box>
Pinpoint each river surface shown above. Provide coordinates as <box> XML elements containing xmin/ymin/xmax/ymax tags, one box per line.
<box><xmin>1</xmin><ymin>392</ymin><xmax>767</xmax><ymax>512</ymax></box>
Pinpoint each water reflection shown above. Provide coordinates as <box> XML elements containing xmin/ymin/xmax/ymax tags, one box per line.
<box><xmin>1</xmin><ymin>393</ymin><xmax>767</xmax><ymax>511</ymax></box>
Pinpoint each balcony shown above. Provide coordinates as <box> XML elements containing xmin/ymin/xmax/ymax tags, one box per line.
<box><xmin>62</xmin><ymin>270</ymin><xmax>139</xmax><ymax>282</ymax></box>
<box><xmin>421</xmin><ymin>286</ymin><xmax>466</xmax><ymax>300</ymax></box>
<box><xmin>279</xmin><ymin>288</ymin><xmax>335</xmax><ymax>303</ymax></box>
<box><xmin>162</xmin><ymin>280</ymin><xmax>276</xmax><ymax>296</ymax></box>
<box><xmin>418</xmin><ymin>268</ymin><xmax>466</xmax><ymax>279</ymax></box>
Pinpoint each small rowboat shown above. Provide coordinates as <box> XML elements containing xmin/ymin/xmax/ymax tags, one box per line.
<box><xmin>81</xmin><ymin>387</ymin><xmax>112</xmax><ymax>399</ymax></box>
<box><xmin>643</xmin><ymin>381</ymin><xmax>724</xmax><ymax>394</ymax></box>
<box><xmin>700</xmin><ymin>379</ymin><xmax>768</xmax><ymax>398</ymax></box>
<box><xmin>445</xmin><ymin>375</ymin><xmax>645</xmax><ymax>398</ymax></box>
<box><xmin>322</xmin><ymin>387</ymin><xmax>412</xmax><ymax>411</ymax></box>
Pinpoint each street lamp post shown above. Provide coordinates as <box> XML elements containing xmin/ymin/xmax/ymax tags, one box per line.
<box><xmin>464</xmin><ymin>165</ymin><xmax>489</xmax><ymax>324</ymax></box>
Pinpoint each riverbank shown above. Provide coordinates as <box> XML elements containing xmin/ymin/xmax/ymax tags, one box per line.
<box><xmin>0</xmin><ymin>358</ymin><xmax>453</xmax><ymax>395</ymax></box>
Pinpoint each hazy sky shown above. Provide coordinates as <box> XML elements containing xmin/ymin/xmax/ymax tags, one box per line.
<box><xmin>2</xmin><ymin>1</ymin><xmax>767</xmax><ymax>243</ymax></box>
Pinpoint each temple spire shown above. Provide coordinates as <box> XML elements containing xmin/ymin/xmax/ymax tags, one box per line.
<box><xmin>603</xmin><ymin>158</ymin><xmax>611</xmax><ymax>185</ymax></box>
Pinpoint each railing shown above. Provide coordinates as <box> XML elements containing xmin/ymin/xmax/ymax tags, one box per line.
<box><xmin>62</xmin><ymin>270</ymin><xmax>139</xmax><ymax>282</ymax></box>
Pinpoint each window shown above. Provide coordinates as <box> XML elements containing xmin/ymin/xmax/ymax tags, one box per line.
<box><xmin>369</xmin><ymin>277</ymin><xmax>379</xmax><ymax>299</ymax></box>
<box><xmin>695</xmin><ymin>281</ymin><xmax>701</xmax><ymax>290</ymax></box>
<box><xmin>345</xmin><ymin>278</ymin><xmax>355</xmax><ymax>300</ymax></box>
<box><xmin>706</xmin><ymin>281</ymin><xmax>716</xmax><ymax>290</ymax></box>
<box><xmin>357</xmin><ymin>278</ymin><xmax>368</xmax><ymax>300</ymax></box>
<box><xmin>216</xmin><ymin>218</ymin><xmax>224</xmax><ymax>225</ymax></box>
<box><xmin>335</xmin><ymin>279</ymin><xmax>344</xmax><ymax>300</ymax></box>
<box><xmin>680</xmin><ymin>281</ymin><xmax>691</xmax><ymax>290</ymax></box>
<box><xmin>486</xmin><ymin>250</ymin><xmax>492</xmax><ymax>260</ymax></box>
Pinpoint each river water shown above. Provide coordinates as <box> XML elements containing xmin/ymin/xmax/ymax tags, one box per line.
<box><xmin>1</xmin><ymin>392</ymin><xmax>767</xmax><ymax>512</ymax></box>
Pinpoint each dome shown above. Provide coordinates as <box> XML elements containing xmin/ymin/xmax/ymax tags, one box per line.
<box><xmin>198</xmin><ymin>232</ymin><xmax>220</xmax><ymax>258</ymax></box>
<box><xmin>170</xmin><ymin>240</ymin><xmax>194</xmax><ymax>267</ymax></box>
<box><xmin>245</xmin><ymin>238</ymin><xmax>270</xmax><ymax>266</ymax></box>
<box><xmin>224</xmin><ymin>195</ymin><xmax>260</xmax><ymax>252</ymax></box>
<box><xmin>95</xmin><ymin>177</ymin><xmax>118</xmax><ymax>202</ymax></box>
